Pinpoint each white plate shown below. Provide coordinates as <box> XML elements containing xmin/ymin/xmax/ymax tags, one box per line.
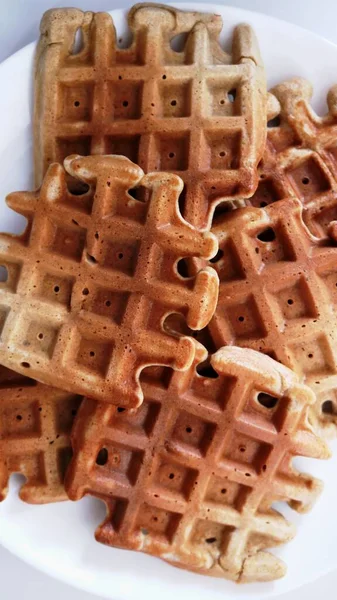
<box><xmin>1</xmin><ymin>4</ymin><xmax>337</xmax><ymax>599</ymax></box>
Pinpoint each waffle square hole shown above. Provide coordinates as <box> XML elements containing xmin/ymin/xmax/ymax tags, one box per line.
<box><xmin>112</xmin><ymin>81</ymin><xmax>143</xmax><ymax>120</ymax></box>
<box><xmin>54</xmin><ymin>394</ymin><xmax>82</xmax><ymax>434</ymax></box>
<box><xmin>267</xmin><ymin>125</ymin><xmax>301</xmax><ymax>154</ymax></box>
<box><xmin>192</xmin><ymin>365</ymin><xmax>235</xmax><ymax>411</ymax></box>
<box><xmin>249</xmin><ymin>178</ymin><xmax>284</xmax><ymax>208</ymax></box>
<box><xmin>0</xmin><ymin>262</ymin><xmax>21</xmax><ymax>292</ymax></box>
<box><xmin>156</xmin><ymin>134</ymin><xmax>189</xmax><ymax>171</ymax></box>
<box><xmin>222</xmin><ymin>431</ymin><xmax>272</xmax><ymax>473</ymax></box>
<box><xmin>207</xmin><ymin>81</ymin><xmax>241</xmax><ymax>117</ymax></box>
<box><xmin>226</xmin><ymin>294</ymin><xmax>266</xmax><ymax>342</ymax></box>
<box><xmin>289</xmin><ymin>334</ymin><xmax>336</xmax><ymax>377</ymax></box>
<box><xmin>110</xmin><ymin>400</ymin><xmax>161</xmax><ymax>437</ymax></box>
<box><xmin>310</xmin><ymin>204</ymin><xmax>337</xmax><ymax>238</ymax></box>
<box><xmin>321</xmin><ymin>270</ymin><xmax>337</xmax><ymax>308</ymax></box>
<box><xmin>286</xmin><ymin>156</ymin><xmax>331</xmax><ymax>202</ymax></box>
<box><xmin>39</xmin><ymin>273</ymin><xmax>74</xmax><ymax>308</ymax></box>
<box><xmin>254</xmin><ymin>223</ymin><xmax>296</xmax><ymax>265</ymax></box>
<box><xmin>95</xmin><ymin>442</ymin><xmax>144</xmax><ymax>486</ymax></box>
<box><xmin>148</xmin><ymin>299</ymin><xmax>175</xmax><ymax>334</ymax></box>
<box><xmin>58</xmin><ymin>447</ymin><xmax>74</xmax><ymax>481</ymax></box>
<box><xmin>205</xmin><ymin>476</ymin><xmax>251</xmax><ymax>510</ymax></box>
<box><xmin>104</xmin><ymin>135</ymin><xmax>140</xmax><ymax>163</ymax></box>
<box><xmin>0</xmin><ymin>399</ymin><xmax>40</xmax><ymax>437</ymax></box>
<box><xmin>76</xmin><ymin>337</ymin><xmax>113</xmax><ymax>376</ymax></box>
<box><xmin>158</xmin><ymin>81</ymin><xmax>192</xmax><ymax>117</ymax></box>
<box><xmin>191</xmin><ymin>520</ymin><xmax>234</xmax><ymax>554</ymax></box>
<box><xmin>275</xmin><ymin>278</ymin><xmax>318</xmax><ymax>321</ymax></box>
<box><xmin>135</xmin><ymin>503</ymin><xmax>182</xmax><ymax>543</ymax></box>
<box><xmin>164</xmin><ymin>313</ymin><xmax>196</xmax><ymax>338</ymax></box>
<box><xmin>0</xmin><ymin>306</ymin><xmax>9</xmax><ymax>337</ymax></box>
<box><xmin>93</xmin><ymin>498</ymin><xmax>128</xmax><ymax>541</ymax></box>
<box><xmin>7</xmin><ymin>452</ymin><xmax>43</xmax><ymax>485</ymax></box>
<box><xmin>88</xmin><ymin>288</ymin><xmax>130</xmax><ymax>324</ymax></box>
<box><xmin>59</xmin><ymin>84</ymin><xmax>94</xmax><ymax>122</ymax></box>
<box><xmin>152</xmin><ymin>459</ymin><xmax>198</xmax><ymax>500</ymax></box>
<box><xmin>56</xmin><ymin>137</ymin><xmax>92</xmax><ymax>163</ymax></box>
<box><xmin>205</xmin><ymin>130</ymin><xmax>242</xmax><ymax>170</ymax></box>
<box><xmin>126</xmin><ymin>185</ymin><xmax>150</xmax><ymax>205</ymax></box>
<box><xmin>116</xmin><ymin>186</ymin><xmax>149</xmax><ymax>225</ymax></box>
<box><xmin>0</xmin><ymin>265</ymin><xmax>8</xmax><ymax>281</ymax></box>
<box><xmin>241</xmin><ymin>383</ymin><xmax>282</xmax><ymax>427</ymax></box>
<box><xmin>104</xmin><ymin>240</ymin><xmax>140</xmax><ymax>275</ymax></box>
<box><xmin>140</xmin><ymin>366</ymin><xmax>173</xmax><ymax>389</ymax></box>
<box><xmin>107</xmin><ymin>498</ymin><xmax>128</xmax><ymax>534</ymax></box>
<box><xmin>50</xmin><ymin>224</ymin><xmax>86</xmax><ymax>261</ymax></box>
<box><xmin>172</xmin><ymin>410</ymin><xmax>216</xmax><ymax>457</ymax></box>
<box><xmin>209</xmin><ymin>239</ymin><xmax>245</xmax><ymax>282</ymax></box>
<box><xmin>21</xmin><ymin>322</ymin><xmax>60</xmax><ymax>359</ymax></box>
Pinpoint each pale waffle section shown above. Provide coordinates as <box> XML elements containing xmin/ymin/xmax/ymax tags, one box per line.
<box><xmin>66</xmin><ymin>345</ymin><xmax>329</xmax><ymax>583</ymax></box>
<box><xmin>247</xmin><ymin>78</ymin><xmax>337</xmax><ymax>239</ymax></box>
<box><xmin>34</xmin><ymin>4</ymin><xmax>267</xmax><ymax>228</ymax></box>
<box><xmin>206</xmin><ymin>197</ymin><xmax>337</xmax><ymax>436</ymax></box>
<box><xmin>0</xmin><ymin>155</ymin><xmax>218</xmax><ymax>408</ymax></box>
<box><xmin>0</xmin><ymin>365</ymin><xmax>81</xmax><ymax>503</ymax></box>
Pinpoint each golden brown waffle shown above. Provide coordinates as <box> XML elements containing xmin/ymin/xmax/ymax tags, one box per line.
<box><xmin>205</xmin><ymin>197</ymin><xmax>337</xmax><ymax>436</ymax></box>
<box><xmin>66</xmin><ymin>344</ymin><xmax>329</xmax><ymax>583</ymax></box>
<box><xmin>0</xmin><ymin>365</ymin><xmax>81</xmax><ymax>503</ymax></box>
<box><xmin>34</xmin><ymin>3</ymin><xmax>267</xmax><ymax>228</ymax></box>
<box><xmin>0</xmin><ymin>154</ymin><xmax>218</xmax><ymax>408</ymax></box>
<box><xmin>247</xmin><ymin>78</ymin><xmax>337</xmax><ymax>239</ymax></box>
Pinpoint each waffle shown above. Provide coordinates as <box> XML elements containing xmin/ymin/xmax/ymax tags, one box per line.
<box><xmin>246</xmin><ymin>78</ymin><xmax>337</xmax><ymax>239</ymax></box>
<box><xmin>34</xmin><ymin>3</ymin><xmax>267</xmax><ymax>228</ymax></box>
<box><xmin>66</xmin><ymin>343</ymin><xmax>329</xmax><ymax>583</ymax></box>
<box><xmin>0</xmin><ymin>154</ymin><xmax>218</xmax><ymax>408</ymax></box>
<box><xmin>0</xmin><ymin>365</ymin><xmax>81</xmax><ymax>503</ymax></box>
<box><xmin>205</xmin><ymin>197</ymin><xmax>337</xmax><ymax>436</ymax></box>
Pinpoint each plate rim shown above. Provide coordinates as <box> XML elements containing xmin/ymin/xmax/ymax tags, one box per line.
<box><xmin>1</xmin><ymin>3</ymin><xmax>337</xmax><ymax>598</ymax></box>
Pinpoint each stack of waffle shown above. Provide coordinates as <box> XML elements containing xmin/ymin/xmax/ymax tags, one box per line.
<box><xmin>1</xmin><ymin>3</ymin><xmax>336</xmax><ymax>584</ymax></box>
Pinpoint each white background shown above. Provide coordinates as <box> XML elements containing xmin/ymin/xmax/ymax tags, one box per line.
<box><xmin>0</xmin><ymin>0</ymin><xmax>337</xmax><ymax>598</ymax></box>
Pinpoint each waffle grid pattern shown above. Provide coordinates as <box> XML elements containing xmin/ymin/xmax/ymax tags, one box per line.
<box><xmin>0</xmin><ymin>366</ymin><xmax>81</xmax><ymax>503</ymax></box>
<box><xmin>248</xmin><ymin>78</ymin><xmax>337</xmax><ymax>239</ymax></box>
<box><xmin>66</xmin><ymin>346</ymin><xmax>327</xmax><ymax>582</ymax></box>
<box><xmin>35</xmin><ymin>4</ymin><xmax>266</xmax><ymax>227</ymax></box>
<box><xmin>208</xmin><ymin>197</ymin><xmax>337</xmax><ymax>434</ymax></box>
<box><xmin>0</xmin><ymin>155</ymin><xmax>218</xmax><ymax>407</ymax></box>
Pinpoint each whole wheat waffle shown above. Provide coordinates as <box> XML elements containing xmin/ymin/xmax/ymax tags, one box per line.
<box><xmin>66</xmin><ymin>344</ymin><xmax>329</xmax><ymax>583</ymax></box>
<box><xmin>205</xmin><ymin>197</ymin><xmax>337</xmax><ymax>436</ymax></box>
<box><xmin>34</xmin><ymin>3</ymin><xmax>267</xmax><ymax>228</ymax></box>
<box><xmin>0</xmin><ymin>154</ymin><xmax>218</xmax><ymax>408</ymax></box>
<box><xmin>247</xmin><ymin>78</ymin><xmax>337</xmax><ymax>239</ymax></box>
<box><xmin>0</xmin><ymin>365</ymin><xmax>81</xmax><ymax>503</ymax></box>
